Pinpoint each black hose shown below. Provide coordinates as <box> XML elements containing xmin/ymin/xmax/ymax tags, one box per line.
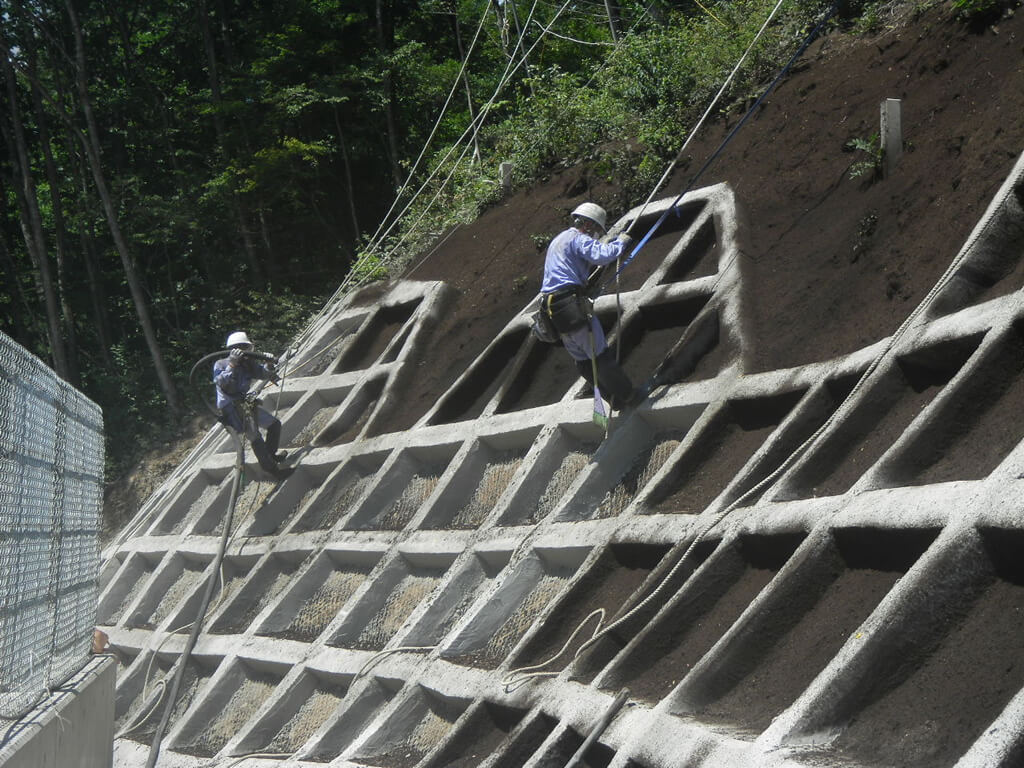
<box><xmin>189</xmin><ymin>348</ymin><xmax>279</xmax><ymax>419</ymax></box>
<box><xmin>145</xmin><ymin>347</ymin><xmax>276</xmax><ymax>767</ymax></box>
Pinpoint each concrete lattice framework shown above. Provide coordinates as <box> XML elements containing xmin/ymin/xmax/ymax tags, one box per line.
<box><xmin>103</xmin><ymin>150</ymin><xmax>1024</xmax><ymax>768</ymax></box>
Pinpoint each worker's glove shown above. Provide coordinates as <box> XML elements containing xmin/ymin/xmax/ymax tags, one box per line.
<box><xmin>617</xmin><ymin>233</ymin><xmax>634</xmax><ymax>249</ymax></box>
<box><xmin>228</xmin><ymin>348</ymin><xmax>245</xmax><ymax>366</ymax></box>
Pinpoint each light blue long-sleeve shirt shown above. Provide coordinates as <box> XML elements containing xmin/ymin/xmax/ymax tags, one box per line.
<box><xmin>541</xmin><ymin>227</ymin><xmax>628</xmax><ymax>294</ymax></box>
<box><xmin>213</xmin><ymin>357</ymin><xmax>275</xmax><ymax>409</ymax></box>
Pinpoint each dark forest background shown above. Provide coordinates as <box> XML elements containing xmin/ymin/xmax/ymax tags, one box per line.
<box><xmin>1</xmin><ymin>0</ymin><xmax>1003</xmax><ymax>482</ymax></box>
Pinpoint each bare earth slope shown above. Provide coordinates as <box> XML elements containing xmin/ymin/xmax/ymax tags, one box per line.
<box><xmin>102</xmin><ymin>7</ymin><xmax>1024</xmax><ymax>768</ymax></box>
<box><xmin>382</xmin><ymin>3</ymin><xmax>1024</xmax><ymax>427</ymax></box>
<box><xmin>108</xmin><ymin>5</ymin><xmax>1024</xmax><ymax>524</ymax></box>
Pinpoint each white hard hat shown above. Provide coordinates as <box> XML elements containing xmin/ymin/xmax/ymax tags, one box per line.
<box><xmin>571</xmin><ymin>202</ymin><xmax>607</xmax><ymax>233</ymax></box>
<box><xmin>225</xmin><ymin>331</ymin><xmax>253</xmax><ymax>348</ymax></box>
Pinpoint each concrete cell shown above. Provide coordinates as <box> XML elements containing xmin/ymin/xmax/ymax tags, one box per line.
<box><xmin>170</xmin><ymin>658</ymin><xmax>285</xmax><ymax>758</ymax></box>
<box><xmin>256</xmin><ymin>549</ymin><xmax>379</xmax><ymax>642</ymax></box>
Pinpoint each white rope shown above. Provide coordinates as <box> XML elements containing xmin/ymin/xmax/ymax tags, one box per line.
<box><xmin>363</xmin><ymin>4</ymin><xmax>491</xmax><ymax>248</ymax></box>
<box><xmin>627</xmin><ymin>0</ymin><xmax>789</xmax><ymax>231</ymax></box>
<box><xmin>503</xmin><ymin>143</ymin><xmax>1024</xmax><ymax>690</ymax></box>
<box><xmin>531</xmin><ymin>18</ymin><xmax>617</xmax><ymax>45</ymax></box>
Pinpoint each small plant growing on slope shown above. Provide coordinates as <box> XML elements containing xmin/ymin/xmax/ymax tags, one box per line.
<box><xmin>845</xmin><ymin>132</ymin><xmax>883</xmax><ymax>180</ymax></box>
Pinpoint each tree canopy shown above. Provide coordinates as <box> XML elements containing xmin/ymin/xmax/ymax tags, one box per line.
<box><xmin>1</xmin><ymin>0</ymin><xmax>843</xmax><ymax>476</ymax></box>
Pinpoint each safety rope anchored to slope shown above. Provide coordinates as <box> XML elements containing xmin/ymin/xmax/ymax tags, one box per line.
<box><xmin>500</xmin><ymin>0</ymin><xmax>1024</xmax><ymax>692</ymax></box>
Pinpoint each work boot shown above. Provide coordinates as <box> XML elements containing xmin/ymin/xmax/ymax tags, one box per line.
<box><xmin>595</xmin><ymin>349</ymin><xmax>636</xmax><ymax>409</ymax></box>
<box><xmin>251</xmin><ymin>437</ymin><xmax>279</xmax><ymax>475</ymax></box>
<box><xmin>265</xmin><ymin>420</ymin><xmax>282</xmax><ymax>455</ymax></box>
<box><xmin>575</xmin><ymin>359</ymin><xmax>595</xmax><ymax>386</ymax></box>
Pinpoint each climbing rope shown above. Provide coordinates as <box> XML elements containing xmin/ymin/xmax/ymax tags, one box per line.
<box><xmin>503</xmin><ymin>91</ymin><xmax>1024</xmax><ymax>694</ymax></box>
<box><xmin>141</xmin><ymin>346</ymin><xmax>287</xmax><ymax>766</ymax></box>
<box><xmin>144</xmin><ymin>431</ymin><xmax>245</xmax><ymax>768</ymax></box>
<box><xmin>600</xmin><ymin>0</ymin><xmax>839</xmax><ymax>293</ymax></box>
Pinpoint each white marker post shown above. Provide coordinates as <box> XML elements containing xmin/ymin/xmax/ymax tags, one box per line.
<box><xmin>880</xmin><ymin>98</ymin><xmax>903</xmax><ymax>177</ymax></box>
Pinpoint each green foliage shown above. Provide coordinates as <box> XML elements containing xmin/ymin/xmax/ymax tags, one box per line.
<box><xmin>0</xmin><ymin>0</ymin><xmax>943</xmax><ymax>498</ymax></box>
<box><xmin>950</xmin><ymin>0</ymin><xmax>1005</xmax><ymax>18</ymax></box>
<box><xmin>846</xmin><ymin>133</ymin><xmax>883</xmax><ymax>180</ymax></box>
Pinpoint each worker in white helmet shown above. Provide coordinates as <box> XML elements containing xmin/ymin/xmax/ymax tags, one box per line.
<box><xmin>539</xmin><ymin>202</ymin><xmax>644</xmax><ymax>409</ymax></box>
<box><xmin>213</xmin><ymin>331</ymin><xmax>290</xmax><ymax>478</ymax></box>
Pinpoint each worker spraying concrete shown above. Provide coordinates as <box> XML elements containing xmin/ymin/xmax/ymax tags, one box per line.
<box><xmin>537</xmin><ymin>202</ymin><xmax>648</xmax><ymax>415</ymax></box>
<box><xmin>212</xmin><ymin>330</ymin><xmax>292</xmax><ymax>479</ymax></box>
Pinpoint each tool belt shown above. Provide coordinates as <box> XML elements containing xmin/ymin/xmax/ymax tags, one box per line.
<box><xmin>543</xmin><ymin>287</ymin><xmax>591</xmax><ymax>334</ymax></box>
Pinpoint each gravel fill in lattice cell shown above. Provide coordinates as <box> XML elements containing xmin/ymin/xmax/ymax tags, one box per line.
<box><xmin>361</xmin><ymin>691</ymin><xmax>466</xmax><ymax>768</ymax></box>
<box><xmin>140</xmin><ymin>558</ymin><xmax>207</xmax><ymax>629</ymax></box>
<box><xmin>449</xmin><ymin>452</ymin><xmax>524</xmax><ymax>529</ymax></box>
<box><xmin>379</xmin><ymin>472</ymin><xmax>442</xmax><ymax>530</ymax></box>
<box><xmin>523</xmin><ymin>444</ymin><xmax>598</xmax><ymax>524</ymax></box>
<box><xmin>295</xmin><ymin>468</ymin><xmax>376</xmax><ymax>531</ymax></box>
<box><xmin>122</xmin><ymin>656</ymin><xmax>216</xmax><ymax>745</ymax></box>
<box><xmin>291</xmin><ymin>405</ymin><xmax>337</xmax><ymax>446</ymax></box>
<box><xmin>177</xmin><ymin>665</ymin><xmax>282</xmax><ymax>757</ymax></box>
<box><xmin>464</xmin><ymin>576</ymin><xmax>565</xmax><ymax>669</ymax></box>
<box><xmin>595</xmin><ymin>431</ymin><xmax>684</xmax><ymax>518</ymax></box>
<box><xmin>269</xmin><ymin>567</ymin><xmax>369</xmax><ymax>642</ymax></box>
<box><xmin>349</xmin><ymin>570</ymin><xmax>441</xmax><ymax>650</ymax></box>
<box><xmin>265</xmin><ymin>684</ymin><xmax>347</xmax><ymax>753</ymax></box>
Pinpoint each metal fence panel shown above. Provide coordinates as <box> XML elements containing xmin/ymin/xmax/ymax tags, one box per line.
<box><xmin>0</xmin><ymin>331</ymin><xmax>103</xmax><ymax>719</ymax></box>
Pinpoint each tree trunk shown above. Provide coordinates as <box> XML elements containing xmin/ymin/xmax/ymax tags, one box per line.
<box><xmin>28</xmin><ymin>47</ymin><xmax>80</xmax><ymax>384</ymax></box>
<box><xmin>64</xmin><ymin>126</ymin><xmax>116</xmax><ymax>366</ymax></box>
<box><xmin>197</xmin><ymin>0</ymin><xmax>265</xmax><ymax>285</ymax></box>
<box><xmin>332</xmin><ymin>105</ymin><xmax>361</xmax><ymax>240</ymax></box>
<box><xmin>375</xmin><ymin>0</ymin><xmax>403</xmax><ymax>188</ymax></box>
<box><xmin>64</xmin><ymin>0</ymin><xmax>182</xmax><ymax>413</ymax></box>
<box><xmin>451</xmin><ymin>3</ymin><xmax>480</xmax><ymax>162</ymax></box>
<box><xmin>604</xmin><ymin>0</ymin><xmax>621</xmax><ymax>42</ymax></box>
<box><xmin>0</xmin><ymin>37</ymin><xmax>70</xmax><ymax>379</ymax></box>
<box><xmin>0</xmin><ymin>182</ymin><xmax>36</xmax><ymax>347</ymax></box>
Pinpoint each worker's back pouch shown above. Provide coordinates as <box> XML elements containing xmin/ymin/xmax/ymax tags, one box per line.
<box><xmin>547</xmin><ymin>292</ymin><xmax>590</xmax><ymax>334</ymax></box>
<box><xmin>531</xmin><ymin>306</ymin><xmax>560</xmax><ymax>344</ymax></box>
